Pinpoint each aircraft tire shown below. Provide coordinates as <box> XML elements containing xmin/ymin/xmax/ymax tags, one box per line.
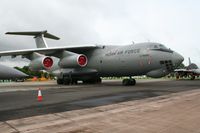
<box><xmin>72</xmin><ymin>79</ymin><xmax>78</xmax><ymax>85</ymax></box>
<box><xmin>122</xmin><ymin>79</ymin><xmax>129</xmax><ymax>86</ymax></box>
<box><xmin>63</xmin><ymin>78</ymin><xmax>70</xmax><ymax>85</ymax></box>
<box><xmin>122</xmin><ymin>79</ymin><xmax>136</xmax><ymax>86</ymax></box>
<box><xmin>83</xmin><ymin>77</ymin><xmax>102</xmax><ymax>84</ymax></box>
<box><xmin>176</xmin><ymin>75</ymin><xmax>179</xmax><ymax>80</ymax></box>
<box><xmin>130</xmin><ymin>79</ymin><xmax>136</xmax><ymax>85</ymax></box>
<box><xmin>191</xmin><ymin>75</ymin><xmax>195</xmax><ymax>80</ymax></box>
<box><xmin>83</xmin><ymin>79</ymin><xmax>93</xmax><ymax>84</ymax></box>
<box><xmin>57</xmin><ymin>79</ymin><xmax>64</xmax><ymax>85</ymax></box>
<box><xmin>96</xmin><ymin>77</ymin><xmax>102</xmax><ymax>83</ymax></box>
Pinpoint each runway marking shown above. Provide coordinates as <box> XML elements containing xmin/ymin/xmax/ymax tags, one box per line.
<box><xmin>4</xmin><ymin>121</ymin><xmax>19</xmax><ymax>133</ymax></box>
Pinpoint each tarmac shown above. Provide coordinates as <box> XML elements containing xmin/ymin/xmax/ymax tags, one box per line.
<box><xmin>0</xmin><ymin>79</ymin><xmax>200</xmax><ymax>133</ymax></box>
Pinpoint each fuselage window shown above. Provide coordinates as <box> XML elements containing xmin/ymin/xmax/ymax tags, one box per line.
<box><xmin>154</xmin><ymin>45</ymin><xmax>158</xmax><ymax>49</ymax></box>
<box><xmin>160</xmin><ymin>61</ymin><xmax>164</xmax><ymax>64</ymax></box>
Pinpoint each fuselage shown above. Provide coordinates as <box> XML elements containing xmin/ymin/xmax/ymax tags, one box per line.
<box><xmin>50</xmin><ymin>42</ymin><xmax>184</xmax><ymax>79</ymax></box>
<box><xmin>0</xmin><ymin>31</ymin><xmax>184</xmax><ymax>85</ymax></box>
<box><xmin>0</xmin><ymin>64</ymin><xmax>27</xmax><ymax>79</ymax></box>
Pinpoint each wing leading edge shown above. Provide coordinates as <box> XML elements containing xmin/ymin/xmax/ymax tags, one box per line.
<box><xmin>0</xmin><ymin>45</ymin><xmax>98</xmax><ymax>57</ymax></box>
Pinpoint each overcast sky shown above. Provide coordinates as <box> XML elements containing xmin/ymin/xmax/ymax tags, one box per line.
<box><xmin>0</xmin><ymin>0</ymin><xmax>200</xmax><ymax>67</ymax></box>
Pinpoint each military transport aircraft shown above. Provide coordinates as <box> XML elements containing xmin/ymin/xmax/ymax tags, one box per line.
<box><xmin>0</xmin><ymin>64</ymin><xmax>27</xmax><ymax>79</ymax></box>
<box><xmin>0</xmin><ymin>31</ymin><xmax>184</xmax><ymax>85</ymax></box>
<box><xmin>175</xmin><ymin>58</ymin><xmax>200</xmax><ymax>80</ymax></box>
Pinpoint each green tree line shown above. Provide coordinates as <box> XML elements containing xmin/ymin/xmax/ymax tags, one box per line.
<box><xmin>14</xmin><ymin>66</ymin><xmax>54</xmax><ymax>79</ymax></box>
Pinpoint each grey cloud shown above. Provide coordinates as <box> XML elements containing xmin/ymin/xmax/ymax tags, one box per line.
<box><xmin>0</xmin><ymin>0</ymin><xmax>200</xmax><ymax>66</ymax></box>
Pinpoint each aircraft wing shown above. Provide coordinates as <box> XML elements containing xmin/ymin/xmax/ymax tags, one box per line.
<box><xmin>174</xmin><ymin>69</ymin><xmax>191</xmax><ymax>72</ymax></box>
<box><xmin>174</xmin><ymin>68</ymin><xmax>200</xmax><ymax>74</ymax></box>
<box><xmin>192</xmin><ymin>69</ymin><xmax>200</xmax><ymax>74</ymax></box>
<box><xmin>174</xmin><ymin>69</ymin><xmax>196</xmax><ymax>74</ymax></box>
<box><xmin>0</xmin><ymin>45</ymin><xmax>98</xmax><ymax>57</ymax></box>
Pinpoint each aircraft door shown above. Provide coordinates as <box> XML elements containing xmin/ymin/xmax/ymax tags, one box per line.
<box><xmin>139</xmin><ymin>49</ymin><xmax>151</xmax><ymax>68</ymax></box>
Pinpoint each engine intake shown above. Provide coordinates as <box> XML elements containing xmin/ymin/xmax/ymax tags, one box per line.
<box><xmin>43</xmin><ymin>57</ymin><xmax>53</xmax><ymax>68</ymax></box>
<box><xmin>59</xmin><ymin>54</ymin><xmax>88</xmax><ymax>68</ymax></box>
<box><xmin>29</xmin><ymin>56</ymin><xmax>53</xmax><ymax>71</ymax></box>
<box><xmin>78</xmin><ymin>55</ymin><xmax>87</xmax><ymax>67</ymax></box>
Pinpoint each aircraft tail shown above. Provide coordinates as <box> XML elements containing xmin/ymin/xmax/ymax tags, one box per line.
<box><xmin>187</xmin><ymin>57</ymin><xmax>199</xmax><ymax>69</ymax></box>
<box><xmin>188</xmin><ymin>57</ymin><xmax>191</xmax><ymax>65</ymax></box>
<box><xmin>6</xmin><ymin>30</ymin><xmax>60</xmax><ymax>48</ymax></box>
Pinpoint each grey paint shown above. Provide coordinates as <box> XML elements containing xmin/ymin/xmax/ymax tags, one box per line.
<box><xmin>0</xmin><ymin>64</ymin><xmax>27</xmax><ymax>79</ymax></box>
<box><xmin>0</xmin><ymin>31</ymin><xmax>184</xmax><ymax>81</ymax></box>
<box><xmin>49</xmin><ymin>42</ymin><xmax>183</xmax><ymax>79</ymax></box>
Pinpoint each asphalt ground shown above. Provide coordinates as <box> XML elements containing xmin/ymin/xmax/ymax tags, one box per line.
<box><xmin>0</xmin><ymin>79</ymin><xmax>199</xmax><ymax>121</ymax></box>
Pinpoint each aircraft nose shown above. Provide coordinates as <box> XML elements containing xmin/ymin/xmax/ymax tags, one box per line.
<box><xmin>173</xmin><ymin>52</ymin><xmax>184</xmax><ymax>67</ymax></box>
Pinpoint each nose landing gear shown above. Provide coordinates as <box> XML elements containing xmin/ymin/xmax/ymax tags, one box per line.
<box><xmin>122</xmin><ymin>78</ymin><xmax>136</xmax><ymax>86</ymax></box>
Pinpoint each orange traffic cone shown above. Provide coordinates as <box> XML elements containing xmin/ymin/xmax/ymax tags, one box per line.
<box><xmin>37</xmin><ymin>88</ymin><xmax>43</xmax><ymax>102</ymax></box>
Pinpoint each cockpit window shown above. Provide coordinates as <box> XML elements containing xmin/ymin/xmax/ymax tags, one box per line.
<box><xmin>149</xmin><ymin>44</ymin><xmax>173</xmax><ymax>53</ymax></box>
<box><xmin>150</xmin><ymin>44</ymin><xmax>168</xmax><ymax>50</ymax></box>
<box><xmin>158</xmin><ymin>44</ymin><xmax>168</xmax><ymax>49</ymax></box>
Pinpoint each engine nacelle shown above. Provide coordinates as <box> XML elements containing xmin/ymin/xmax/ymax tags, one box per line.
<box><xmin>29</xmin><ymin>56</ymin><xmax>53</xmax><ymax>71</ymax></box>
<box><xmin>146</xmin><ymin>68</ymin><xmax>169</xmax><ymax>78</ymax></box>
<box><xmin>59</xmin><ymin>54</ymin><xmax>88</xmax><ymax>68</ymax></box>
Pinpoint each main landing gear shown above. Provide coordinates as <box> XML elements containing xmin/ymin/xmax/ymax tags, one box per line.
<box><xmin>190</xmin><ymin>75</ymin><xmax>195</xmax><ymax>80</ymax></box>
<box><xmin>83</xmin><ymin>77</ymin><xmax>102</xmax><ymax>84</ymax></box>
<box><xmin>57</xmin><ymin>77</ymin><xmax>102</xmax><ymax>85</ymax></box>
<box><xmin>122</xmin><ymin>78</ymin><xmax>136</xmax><ymax>86</ymax></box>
<box><xmin>57</xmin><ymin>76</ymin><xmax>136</xmax><ymax>86</ymax></box>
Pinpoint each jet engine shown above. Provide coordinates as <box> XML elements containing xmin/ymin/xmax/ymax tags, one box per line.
<box><xmin>146</xmin><ymin>68</ymin><xmax>169</xmax><ymax>78</ymax></box>
<box><xmin>59</xmin><ymin>54</ymin><xmax>88</xmax><ymax>68</ymax></box>
<box><xmin>29</xmin><ymin>56</ymin><xmax>53</xmax><ymax>71</ymax></box>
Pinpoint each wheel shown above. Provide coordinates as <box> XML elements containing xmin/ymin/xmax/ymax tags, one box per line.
<box><xmin>176</xmin><ymin>74</ymin><xmax>179</xmax><ymax>80</ymax></box>
<box><xmin>57</xmin><ymin>78</ymin><xmax>63</xmax><ymax>85</ymax></box>
<box><xmin>72</xmin><ymin>79</ymin><xmax>78</xmax><ymax>85</ymax></box>
<box><xmin>83</xmin><ymin>79</ymin><xmax>94</xmax><ymax>84</ymax></box>
<box><xmin>83</xmin><ymin>77</ymin><xmax>102</xmax><ymax>84</ymax></box>
<box><xmin>122</xmin><ymin>79</ymin><xmax>130</xmax><ymax>86</ymax></box>
<box><xmin>129</xmin><ymin>79</ymin><xmax>136</xmax><ymax>85</ymax></box>
<box><xmin>83</xmin><ymin>80</ymin><xmax>89</xmax><ymax>84</ymax></box>
<box><xmin>122</xmin><ymin>79</ymin><xmax>136</xmax><ymax>86</ymax></box>
<box><xmin>63</xmin><ymin>78</ymin><xmax>70</xmax><ymax>85</ymax></box>
<box><xmin>191</xmin><ymin>75</ymin><xmax>195</xmax><ymax>80</ymax></box>
<box><xmin>96</xmin><ymin>77</ymin><xmax>102</xmax><ymax>83</ymax></box>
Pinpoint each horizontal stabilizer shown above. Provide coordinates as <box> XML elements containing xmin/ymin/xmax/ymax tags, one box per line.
<box><xmin>6</xmin><ymin>30</ymin><xmax>60</xmax><ymax>40</ymax></box>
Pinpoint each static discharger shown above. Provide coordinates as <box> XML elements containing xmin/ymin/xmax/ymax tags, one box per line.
<box><xmin>37</xmin><ymin>88</ymin><xmax>43</xmax><ymax>102</ymax></box>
